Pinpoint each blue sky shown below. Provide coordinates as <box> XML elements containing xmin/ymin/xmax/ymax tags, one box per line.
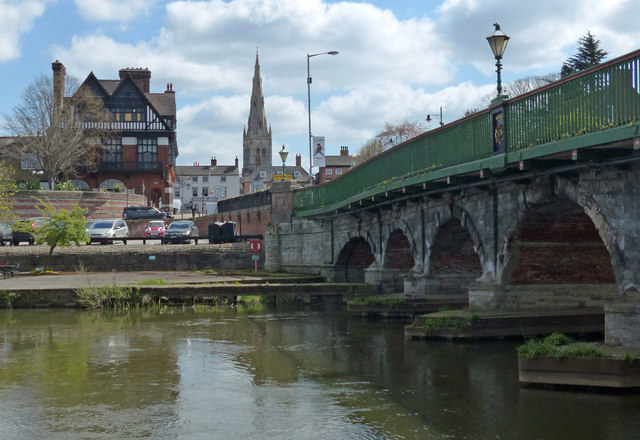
<box><xmin>1</xmin><ymin>0</ymin><xmax>639</xmax><ymax>171</ymax></box>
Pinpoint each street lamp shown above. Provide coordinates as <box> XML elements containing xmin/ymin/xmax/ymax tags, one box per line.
<box><xmin>279</xmin><ymin>144</ymin><xmax>288</xmax><ymax>180</ymax></box>
<box><xmin>486</xmin><ymin>23</ymin><xmax>510</xmax><ymax>98</ymax></box>
<box><xmin>426</xmin><ymin>107</ymin><xmax>444</xmax><ymax>126</ymax></box>
<box><xmin>307</xmin><ymin>50</ymin><xmax>339</xmax><ymax>185</ymax></box>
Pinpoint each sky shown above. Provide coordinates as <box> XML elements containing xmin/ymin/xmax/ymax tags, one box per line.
<box><xmin>0</xmin><ymin>0</ymin><xmax>639</xmax><ymax>173</ymax></box>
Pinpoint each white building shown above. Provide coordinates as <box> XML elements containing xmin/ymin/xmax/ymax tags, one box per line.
<box><xmin>174</xmin><ymin>157</ymin><xmax>240</xmax><ymax>214</ymax></box>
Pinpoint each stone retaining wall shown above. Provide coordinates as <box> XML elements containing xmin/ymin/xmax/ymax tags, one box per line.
<box><xmin>0</xmin><ymin>242</ymin><xmax>261</xmax><ymax>272</ymax></box>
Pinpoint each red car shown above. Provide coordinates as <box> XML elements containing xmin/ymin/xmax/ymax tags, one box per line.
<box><xmin>144</xmin><ymin>220</ymin><xmax>167</xmax><ymax>237</ymax></box>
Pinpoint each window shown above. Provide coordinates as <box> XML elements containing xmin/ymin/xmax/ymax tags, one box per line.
<box><xmin>202</xmin><ymin>176</ymin><xmax>208</xmax><ymax>183</ymax></box>
<box><xmin>101</xmin><ymin>138</ymin><xmax>122</xmax><ymax>169</ymax></box>
<box><xmin>260</xmin><ymin>171</ymin><xmax>266</xmax><ymax>177</ymax></box>
<box><xmin>221</xmin><ymin>176</ymin><xmax>226</xmax><ymax>182</ymax></box>
<box><xmin>336</xmin><ymin>168</ymin><xmax>343</xmax><ymax>175</ymax></box>
<box><xmin>99</xmin><ymin>178</ymin><xmax>125</xmax><ymax>191</ymax></box>
<box><xmin>202</xmin><ymin>187</ymin><xmax>209</xmax><ymax>196</ymax></box>
<box><xmin>326</xmin><ymin>169</ymin><xmax>333</xmax><ymax>175</ymax></box>
<box><xmin>112</xmin><ymin>108</ymin><xmax>145</xmax><ymax>122</ymax></box>
<box><xmin>192</xmin><ymin>187</ymin><xmax>198</xmax><ymax>197</ymax></box>
<box><xmin>294</xmin><ymin>171</ymin><xmax>300</xmax><ymax>177</ymax></box>
<box><xmin>138</xmin><ymin>138</ymin><xmax>158</xmax><ymax>169</ymax></box>
<box><xmin>20</xmin><ymin>152</ymin><xmax>40</xmax><ymax>170</ymax></box>
<box><xmin>175</xmin><ymin>188</ymin><xmax>181</xmax><ymax>197</ymax></box>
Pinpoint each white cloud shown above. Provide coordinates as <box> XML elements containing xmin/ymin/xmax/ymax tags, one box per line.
<box><xmin>40</xmin><ymin>0</ymin><xmax>640</xmax><ymax>167</ymax></box>
<box><xmin>0</xmin><ymin>0</ymin><xmax>50</xmax><ymax>62</ymax></box>
<box><xmin>74</xmin><ymin>0</ymin><xmax>154</xmax><ymax>23</ymax></box>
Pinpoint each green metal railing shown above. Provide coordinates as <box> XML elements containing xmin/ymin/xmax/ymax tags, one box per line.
<box><xmin>295</xmin><ymin>49</ymin><xmax>640</xmax><ymax>217</ymax></box>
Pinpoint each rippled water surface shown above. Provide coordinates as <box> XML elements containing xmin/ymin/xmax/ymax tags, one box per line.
<box><xmin>1</xmin><ymin>306</ymin><xmax>639</xmax><ymax>439</ymax></box>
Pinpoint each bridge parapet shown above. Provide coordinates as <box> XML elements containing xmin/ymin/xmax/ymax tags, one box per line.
<box><xmin>294</xmin><ymin>48</ymin><xmax>640</xmax><ymax>217</ymax></box>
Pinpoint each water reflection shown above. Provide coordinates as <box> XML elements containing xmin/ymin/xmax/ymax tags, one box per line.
<box><xmin>1</xmin><ymin>306</ymin><xmax>639</xmax><ymax>439</ymax></box>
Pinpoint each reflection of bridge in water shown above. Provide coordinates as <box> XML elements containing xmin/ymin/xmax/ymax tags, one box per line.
<box><xmin>264</xmin><ymin>48</ymin><xmax>640</xmax><ymax>348</ymax></box>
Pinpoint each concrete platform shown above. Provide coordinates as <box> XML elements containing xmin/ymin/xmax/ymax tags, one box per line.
<box><xmin>405</xmin><ymin>308</ymin><xmax>604</xmax><ymax>340</ymax></box>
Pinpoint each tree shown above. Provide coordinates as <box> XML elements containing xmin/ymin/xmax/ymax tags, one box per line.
<box><xmin>375</xmin><ymin>120</ymin><xmax>426</xmax><ymax>149</ymax></box>
<box><xmin>33</xmin><ymin>198</ymin><xmax>88</xmax><ymax>255</ymax></box>
<box><xmin>561</xmin><ymin>31</ymin><xmax>608</xmax><ymax>78</ymax></box>
<box><xmin>0</xmin><ymin>161</ymin><xmax>17</xmax><ymax>225</ymax></box>
<box><xmin>355</xmin><ymin>138</ymin><xmax>384</xmax><ymax>165</ymax></box>
<box><xmin>3</xmin><ymin>74</ymin><xmax>110</xmax><ymax>189</ymax></box>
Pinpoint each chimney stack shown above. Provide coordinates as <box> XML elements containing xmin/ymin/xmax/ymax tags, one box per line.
<box><xmin>52</xmin><ymin>60</ymin><xmax>66</xmax><ymax>110</ymax></box>
<box><xmin>340</xmin><ymin>146</ymin><xmax>349</xmax><ymax>156</ymax></box>
<box><xmin>296</xmin><ymin>154</ymin><xmax>301</xmax><ymax>167</ymax></box>
<box><xmin>235</xmin><ymin>156</ymin><xmax>239</xmax><ymax>168</ymax></box>
<box><xmin>119</xmin><ymin>67</ymin><xmax>151</xmax><ymax>93</ymax></box>
<box><xmin>211</xmin><ymin>157</ymin><xmax>217</xmax><ymax>166</ymax></box>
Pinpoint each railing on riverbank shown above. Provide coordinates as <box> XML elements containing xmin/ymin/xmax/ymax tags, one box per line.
<box><xmin>294</xmin><ymin>48</ymin><xmax>640</xmax><ymax>216</ymax></box>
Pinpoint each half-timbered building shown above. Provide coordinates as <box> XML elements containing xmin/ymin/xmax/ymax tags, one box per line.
<box><xmin>53</xmin><ymin>61</ymin><xmax>178</xmax><ymax>209</ymax></box>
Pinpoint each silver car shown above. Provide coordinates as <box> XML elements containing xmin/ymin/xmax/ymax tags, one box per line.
<box><xmin>87</xmin><ymin>219</ymin><xmax>129</xmax><ymax>244</ymax></box>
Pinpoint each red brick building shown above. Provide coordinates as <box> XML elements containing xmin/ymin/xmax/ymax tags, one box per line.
<box><xmin>54</xmin><ymin>61</ymin><xmax>178</xmax><ymax>208</ymax></box>
<box><xmin>315</xmin><ymin>146</ymin><xmax>355</xmax><ymax>184</ymax></box>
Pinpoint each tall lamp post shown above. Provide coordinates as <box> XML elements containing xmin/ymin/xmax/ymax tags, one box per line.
<box><xmin>486</xmin><ymin>23</ymin><xmax>510</xmax><ymax>99</ymax></box>
<box><xmin>279</xmin><ymin>144</ymin><xmax>288</xmax><ymax>180</ymax></box>
<box><xmin>307</xmin><ymin>50</ymin><xmax>339</xmax><ymax>185</ymax></box>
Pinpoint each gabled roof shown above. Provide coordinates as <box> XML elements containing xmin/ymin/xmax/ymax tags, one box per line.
<box><xmin>82</xmin><ymin>71</ymin><xmax>177</xmax><ymax>119</ymax></box>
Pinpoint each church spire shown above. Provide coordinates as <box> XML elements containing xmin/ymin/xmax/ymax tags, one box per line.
<box><xmin>246</xmin><ymin>51</ymin><xmax>270</xmax><ymax>137</ymax></box>
<box><xmin>242</xmin><ymin>50</ymin><xmax>273</xmax><ymax>176</ymax></box>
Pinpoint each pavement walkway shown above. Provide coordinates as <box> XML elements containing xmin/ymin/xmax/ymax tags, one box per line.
<box><xmin>0</xmin><ymin>271</ymin><xmax>253</xmax><ymax>291</ymax></box>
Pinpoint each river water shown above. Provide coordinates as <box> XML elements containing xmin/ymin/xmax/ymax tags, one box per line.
<box><xmin>1</xmin><ymin>305</ymin><xmax>639</xmax><ymax>440</ymax></box>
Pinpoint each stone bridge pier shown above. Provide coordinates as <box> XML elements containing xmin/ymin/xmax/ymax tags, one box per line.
<box><xmin>266</xmin><ymin>164</ymin><xmax>640</xmax><ymax>347</ymax></box>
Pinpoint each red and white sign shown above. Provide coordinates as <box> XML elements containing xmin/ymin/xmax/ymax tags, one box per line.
<box><xmin>249</xmin><ymin>239</ymin><xmax>262</xmax><ymax>253</ymax></box>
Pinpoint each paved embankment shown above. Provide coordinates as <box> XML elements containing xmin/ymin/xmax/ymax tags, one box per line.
<box><xmin>0</xmin><ymin>266</ymin><xmax>378</xmax><ymax>307</ymax></box>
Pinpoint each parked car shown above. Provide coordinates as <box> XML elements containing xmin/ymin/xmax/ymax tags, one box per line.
<box><xmin>144</xmin><ymin>220</ymin><xmax>167</xmax><ymax>237</ymax></box>
<box><xmin>87</xmin><ymin>219</ymin><xmax>129</xmax><ymax>244</ymax></box>
<box><xmin>162</xmin><ymin>220</ymin><xmax>199</xmax><ymax>244</ymax></box>
<box><xmin>0</xmin><ymin>223</ymin><xmax>12</xmax><ymax>246</ymax></box>
<box><xmin>122</xmin><ymin>206</ymin><xmax>166</xmax><ymax>220</ymax></box>
<box><xmin>12</xmin><ymin>217</ymin><xmax>49</xmax><ymax>246</ymax></box>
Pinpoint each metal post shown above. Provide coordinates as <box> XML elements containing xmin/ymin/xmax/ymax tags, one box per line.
<box><xmin>307</xmin><ymin>54</ymin><xmax>313</xmax><ymax>185</ymax></box>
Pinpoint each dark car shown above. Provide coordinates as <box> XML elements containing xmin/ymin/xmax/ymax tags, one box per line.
<box><xmin>122</xmin><ymin>206</ymin><xmax>167</xmax><ymax>220</ymax></box>
<box><xmin>12</xmin><ymin>217</ymin><xmax>49</xmax><ymax>246</ymax></box>
<box><xmin>162</xmin><ymin>220</ymin><xmax>199</xmax><ymax>244</ymax></box>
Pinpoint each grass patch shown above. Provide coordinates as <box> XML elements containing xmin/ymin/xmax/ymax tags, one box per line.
<box><xmin>517</xmin><ymin>333</ymin><xmax>604</xmax><ymax>360</ymax></box>
<box><xmin>134</xmin><ymin>278</ymin><xmax>169</xmax><ymax>286</ymax></box>
<box><xmin>348</xmin><ymin>294</ymin><xmax>408</xmax><ymax>307</ymax></box>
<box><xmin>423</xmin><ymin>313</ymin><xmax>480</xmax><ymax>333</ymax></box>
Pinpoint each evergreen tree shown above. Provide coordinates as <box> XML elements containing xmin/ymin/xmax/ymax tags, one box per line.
<box><xmin>561</xmin><ymin>31</ymin><xmax>608</xmax><ymax>77</ymax></box>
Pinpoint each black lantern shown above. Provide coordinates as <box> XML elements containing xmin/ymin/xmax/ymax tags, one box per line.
<box><xmin>279</xmin><ymin>144</ymin><xmax>288</xmax><ymax>179</ymax></box>
<box><xmin>486</xmin><ymin>23</ymin><xmax>510</xmax><ymax>97</ymax></box>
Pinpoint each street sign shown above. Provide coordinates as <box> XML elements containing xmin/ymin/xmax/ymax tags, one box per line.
<box><xmin>249</xmin><ymin>239</ymin><xmax>262</xmax><ymax>253</ymax></box>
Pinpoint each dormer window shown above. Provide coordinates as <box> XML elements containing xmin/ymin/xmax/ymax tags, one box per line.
<box><xmin>112</xmin><ymin>107</ymin><xmax>145</xmax><ymax>122</ymax></box>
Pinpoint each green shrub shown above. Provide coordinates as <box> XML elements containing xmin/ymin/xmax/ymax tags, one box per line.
<box><xmin>0</xmin><ymin>291</ymin><xmax>20</xmax><ymax>308</ymax></box>
<box><xmin>348</xmin><ymin>294</ymin><xmax>407</xmax><ymax>307</ymax></box>
<box><xmin>517</xmin><ymin>334</ymin><xmax>603</xmax><ymax>360</ymax></box>
<box><xmin>75</xmin><ymin>285</ymin><xmax>141</xmax><ymax>309</ymax></box>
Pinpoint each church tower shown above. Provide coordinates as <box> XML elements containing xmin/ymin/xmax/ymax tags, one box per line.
<box><xmin>242</xmin><ymin>51</ymin><xmax>272</xmax><ymax>176</ymax></box>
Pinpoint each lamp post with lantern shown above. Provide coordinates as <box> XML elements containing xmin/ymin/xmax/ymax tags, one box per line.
<box><xmin>279</xmin><ymin>144</ymin><xmax>288</xmax><ymax>180</ymax></box>
<box><xmin>486</xmin><ymin>23</ymin><xmax>510</xmax><ymax>101</ymax></box>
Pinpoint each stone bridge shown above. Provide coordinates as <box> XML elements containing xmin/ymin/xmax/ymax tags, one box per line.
<box><xmin>264</xmin><ymin>48</ymin><xmax>640</xmax><ymax>347</ymax></box>
<box><xmin>266</xmin><ymin>163</ymin><xmax>640</xmax><ymax>347</ymax></box>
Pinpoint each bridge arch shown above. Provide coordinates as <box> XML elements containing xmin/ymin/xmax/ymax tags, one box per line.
<box><xmin>334</xmin><ymin>232</ymin><xmax>376</xmax><ymax>283</ymax></box>
<box><xmin>379</xmin><ymin>218</ymin><xmax>418</xmax><ymax>291</ymax></box>
<box><xmin>426</xmin><ymin>206</ymin><xmax>489</xmax><ymax>279</ymax></box>
<box><xmin>499</xmin><ymin>195</ymin><xmax>617</xmax><ymax>309</ymax></box>
<box><xmin>427</xmin><ymin>218</ymin><xmax>483</xmax><ymax>295</ymax></box>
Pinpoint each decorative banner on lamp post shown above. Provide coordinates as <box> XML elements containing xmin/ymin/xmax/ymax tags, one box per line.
<box><xmin>312</xmin><ymin>136</ymin><xmax>326</xmax><ymax>167</ymax></box>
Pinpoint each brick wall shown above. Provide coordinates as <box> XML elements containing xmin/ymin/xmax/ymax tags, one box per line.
<box><xmin>11</xmin><ymin>190</ymin><xmax>146</xmax><ymax>220</ymax></box>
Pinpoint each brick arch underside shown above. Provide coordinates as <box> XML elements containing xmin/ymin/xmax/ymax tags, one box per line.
<box><xmin>430</xmin><ymin>219</ymin><xmax>482</xmax><ymax>294</ymax></box>
<box><xmin>382</xmin><ymin>229</ymin><xmax>415</xmax><ymax>291</ymax></box>
<box><xmin>335</xmin><ymin>237</ymin><xmax>375</xmax><ymax>282</ymax></box>
<box><xmin>505</xmin><ymin>199</ymin><xmax>615</xmax><ymax>285</ymax></box>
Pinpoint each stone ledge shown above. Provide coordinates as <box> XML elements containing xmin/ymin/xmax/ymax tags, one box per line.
<box><xmin>518</xmin><ymin>356</ymin><xmax>640</xmax><ymax>389</ymax></box>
